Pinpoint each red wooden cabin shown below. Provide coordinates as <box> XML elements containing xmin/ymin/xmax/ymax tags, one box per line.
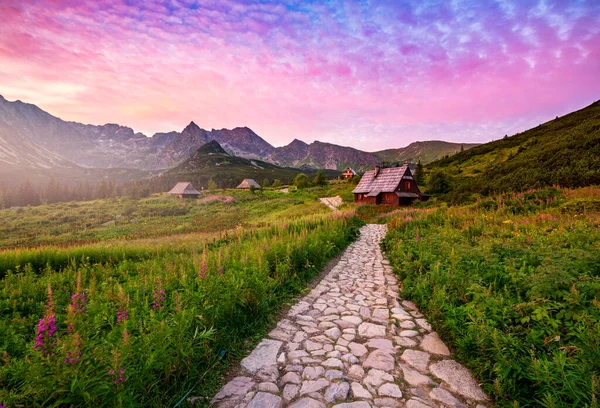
<box><xmin>352</xmin><ymin>166</ymin><xmax>427</xmax><ymax>205</ymax></box>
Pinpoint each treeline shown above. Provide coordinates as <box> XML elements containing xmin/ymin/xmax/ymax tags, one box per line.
<box><xmin>0</xmin><ymin>171</ymin><xmax>326</xmax><ymax>209</ymax></box>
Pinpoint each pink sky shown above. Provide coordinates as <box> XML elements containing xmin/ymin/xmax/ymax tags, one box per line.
<box><xmin>1</xmin><ymin>0</ymin><xmax>599</xmax><ymax>151</ymax></box>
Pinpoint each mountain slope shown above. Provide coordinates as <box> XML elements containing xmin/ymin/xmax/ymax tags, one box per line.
<box><xmin>429</xmin><ymin>100</ymin><xmax>600</xmax><ymax>193</ymax></box>
<box><xmin>160</xmin><ymin>141</ymin><xmax>339</xmax><ymax>190</ymax></box>
<box><xmin>269</xmin><ymin>140</ymin><xmax>381</xmax><ymax>171</ymax></box>
<box><xmin>374</xmin><ymin>141</ymin><xmax>480</xmax><ymax>164</ymax></box>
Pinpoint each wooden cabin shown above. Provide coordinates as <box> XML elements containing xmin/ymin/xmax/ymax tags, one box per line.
<box><xmin>236</xmin><ymin>179</ymin><xmax>261</xmax><ymax>190</ymax></box>
<box><xmin>352</xmin><ymin>166</ymin><xmax>427</xmax><ymax>205</ymax></box>
<box><xmin>168</xmin><ymin>182</ymin><xmax>201</xmax><ymax>199</ymax></box>
<box><xmin>342</xmin><ymin>167</ymin><xmax>357</xmax><ymax>179</ymax></box>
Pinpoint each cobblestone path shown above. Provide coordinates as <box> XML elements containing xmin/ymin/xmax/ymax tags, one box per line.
<box><xmin>211</xmin><ymin>225</ymin><xmax>489</xmax><ymax>408</ymax></box>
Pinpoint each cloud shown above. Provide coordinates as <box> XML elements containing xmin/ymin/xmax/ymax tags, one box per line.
<box><xmin>0</xmin><ymin>0</ymin><xmax>599</xmax><ymax>150</ymax></box>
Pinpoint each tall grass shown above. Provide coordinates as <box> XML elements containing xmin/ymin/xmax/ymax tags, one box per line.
<box><xmin>382</xmin><ymin>187</ymin><xmax>600</xmax><ymax>406</ymax></box>
<box><xmin>0</xmin><ymin>212</ymin><xmax>363</xmax><ymax>407</ymax></box>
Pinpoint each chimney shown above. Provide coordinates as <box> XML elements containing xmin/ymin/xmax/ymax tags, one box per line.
<box><xmin>374</xmin><ymin>166</ymin><xmax>381</xmax><ymax>177</ymax></box>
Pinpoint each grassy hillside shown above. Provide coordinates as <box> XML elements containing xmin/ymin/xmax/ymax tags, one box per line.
<box><xmin>427</xmin><ymin>100</ymin><xmax>600</xmax><ymax>195</ymax></box>
<box><xmin>374</xmin><ymin>141</ymin><xmax>480</xmax><ymax>165</ymax></box>
<box><xmin>382</xmin><ymin>186</ymin><xmax>600</xmax><ymax>407</ymax></box>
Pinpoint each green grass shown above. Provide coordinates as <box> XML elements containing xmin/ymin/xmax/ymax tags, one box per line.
<box><xmin>0</xmin><ymin>184</ymin><xmax>363</xmax><ymax>407</ymax></box>
<box><xmin>382</xmin><ymin>186</ymin><xmax>600</xmax><ymax>407</ymax></box>
<box><xmin>0</xmin><ymin>188</ymin><xmax>337</xmax><ymax>249</ymax></box>
<box><xmin>426</xmin><ymin>100</ymin><xmax>600</xmax><ymax>198</ymax></box>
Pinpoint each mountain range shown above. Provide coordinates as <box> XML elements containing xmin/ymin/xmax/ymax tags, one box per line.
<box><xmin>0</xmin><ymin>94</ymin><xmax>477</xmax><ymax>184</ymax></box>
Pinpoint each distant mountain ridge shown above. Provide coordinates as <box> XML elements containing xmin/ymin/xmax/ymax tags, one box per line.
<box><xmin>0</xmin><ymin>94</ymin><xmax>477</xmax><ymax>177</ymax></box>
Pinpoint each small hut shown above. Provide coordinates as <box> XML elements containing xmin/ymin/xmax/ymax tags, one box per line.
<box><xmin>352</xmin><ymin>166</ymin><xmax>428</xmax><ymax>205</ymax></box>
<box><xmin>342</xmin><ymin>167</ymin><xmax>357</xmax><ymax>179</ymax></box>
<box><xmin>236</xmin><ymin>179</ymin><xmax>261</xmax><ymax>190</ymax></box>
<box><xmin>168</xmin><ymin>182</ymin><xmax>201</xmax><ymax>199</ymax></box>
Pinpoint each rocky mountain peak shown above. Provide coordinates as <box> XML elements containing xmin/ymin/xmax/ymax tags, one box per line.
<box><xmin>183</xmin><ymin>121</ymin><xmax>201</xmax><ymax>133</ymax></box>
<box><xmin>196</xmin><ymin>140</ymin><xmax>229</xmax><ymax>156</ymax></box>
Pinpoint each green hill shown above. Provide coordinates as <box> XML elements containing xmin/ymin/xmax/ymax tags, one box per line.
<box><xmin>428</xmin><ymin>100</ymin><xmax>600</xmax><ymax>195</ymax></box>
<box><xmin>374</xmin><ymin>141</ymin><xmax>480</xmax><ymax>165</ymax></box>
<box><xmin>157</xmin><ymin>141</ymin><xmax>339</xmax><ymax>189</ymax></box>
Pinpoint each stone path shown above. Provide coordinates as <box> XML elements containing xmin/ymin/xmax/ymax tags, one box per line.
<box><xmin>319</xmin><ymin>196</ymin><xmax>343</xmax><ymax>211</ymax></box>
<box><xmin>210</xmin><ymin>225</ymin><xmax>489</xmax><ymax>408</ymax></box>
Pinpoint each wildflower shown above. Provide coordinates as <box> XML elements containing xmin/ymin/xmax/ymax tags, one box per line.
<box><xmin>34</xmin><ymin>314</ymin><xmax>57</xmax><ymax>353</ymax></box>
<box><xmin>503</xmin><ymin>220</ymin><xmax>513</xmax><ymax>224</ymax></box>
<box><xmin>198</xmin><ymin>261</ymin><xmax>207</xmax><ymax>278</ymax></box>
<box><xmin>117</xmin><ymin>309</ymin><xmax>129</xmax><ymax>322</ymax></box>
<box><xmin>415</xmin><ymin>227</ymin><xmax>421</xmax><ymax>243</ymax></box>
<box><xmin>71</xmin><ymin>292</ymin><xmax>85</xmax><ymax>313</ymax></box>
<box><xmin>217</xmin><ymin>266</ymin><xmax>223</xmax><ymax>276</ymax></box>
<box><xmin>153</xmin><ymin>281</ymin><xmax>165</xmax><ymax>311</ymax></box>
<box><xmin>109</xmin><ymin>367</ymin><xmax>126</xmax><ymax>384</ymax></box>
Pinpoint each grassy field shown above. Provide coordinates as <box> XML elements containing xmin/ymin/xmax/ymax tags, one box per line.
<box><xmin>382</xmin><ymin>187</ymin><xmax>600</xmax><ymax>407</ymax></box>
<box><xmin>0</xmin><ymin>182</ymin><xmax>363</xmax><ymax>407</ymax></box>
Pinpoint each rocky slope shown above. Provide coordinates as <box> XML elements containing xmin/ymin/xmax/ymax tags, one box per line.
<box><xmin>269</xmin><ymin>140</ymin><xmax>381</xmax><ymax>171</ymax></box>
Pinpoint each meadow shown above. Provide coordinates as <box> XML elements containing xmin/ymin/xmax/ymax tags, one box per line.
<box><xmin>0</xmin><ymin>184</ymin><xmax>362</xmax><ymax>407</ymax></box>
<box><xmin>382</xmin><ymin>187</ymin><xmax>600</xmax><ymax>407</ymax></box>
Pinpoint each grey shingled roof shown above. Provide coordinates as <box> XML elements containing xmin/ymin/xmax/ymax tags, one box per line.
<box><xmin>396</xmin><ymin>192</ymin><xmax>419</xmax><ymax>198</ymax></box>
<box><xmin>352</xmin><ymin>166</ymin><xmax>408</xmax><ymax>194</ymax></box>
<box><xmin>168</xmin><ymin>182</ymin><xmax>201</xmax><ymax>195</ymax></box>
<box><xmin>236</xmin><ymin>179</ymin><xmax>261</xmax><ymax>189</ymax></box>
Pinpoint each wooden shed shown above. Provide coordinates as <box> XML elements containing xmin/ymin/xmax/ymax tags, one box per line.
<box><xmin>342</xmin><ymin>167</ymin><xmax>357</xmax><ymax>179</ymax></box>
<box><xmin>168</xmin><ymin>182</ymin><xmax>201</xmax><ymax>199</ymax></box>
<box><xmin>236</xmin><ymin>179</ymin><xmax>261</xmax><ymax>190</ymax></box>
<box><xmin>352</xmin><ymin>166</ymin><xmax>427</xmax><ymax>205</ymax></box>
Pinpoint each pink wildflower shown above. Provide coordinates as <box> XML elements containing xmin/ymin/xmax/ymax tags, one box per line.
<box><xmin>198</xmin><ymin>261</ymin><xmax>207</xmax><ymax>279</ymax></box>
<box><xmin>153</xmin><ymin>285</ymin><xmax>165</xmax><ymax>311</ymax></box>
<box><xmin>218</xmin><ymin>266</ymin><xmax>223</xmax><ymax>276</ymax></box>
<box><xmin>109</xmin><ymin>367</ymin><xmax>126</xmax><ymax>384</ymax></box>
<box><xmin>71</xmin><ymin>292</ymin><xmax>85</xmax><ymax>313</ymax></box>
<box><xmin>34</xmin><ymin>314</ymin><xmax>57</xmax><ymax>353</ymax></box>
<box><xmin>415</xmin><ymin>227</ymin><xmax>421</xmax><ymax>243</ymax></box>
<box><xmin>117</xmin><ymin>309</ymin><xmax>129</xmax><ymax>322</ymax></box>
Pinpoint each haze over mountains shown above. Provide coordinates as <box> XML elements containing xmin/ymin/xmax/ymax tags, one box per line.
<box><xmin>0</xmin><ymin>95</ymin><xmax>476</xmax><ymax>181</ymax></box>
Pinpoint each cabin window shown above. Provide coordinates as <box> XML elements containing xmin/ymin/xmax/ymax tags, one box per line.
<box><xmin>406</xmin><ymin>181</ymin><xmax>411</xmax><ymax>189</ymax></box>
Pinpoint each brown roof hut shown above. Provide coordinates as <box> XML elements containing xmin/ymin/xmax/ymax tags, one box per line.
<box><xmin>352</xmin><ymin>166</ymin><xmax>428</xmax><ymax>205</ymax></box>
<box><xmin>342</xmin><ymin>167</ymin><xmax>357</xmax><ymax>179</ymax></box>
<box><xmin>168</xmin><ymin>182</ymin><xmax>201</xmax><ymax>199</ymax></box>
<box><xmin>236</xmin><ymin>179</ymin><xmax>261</xmax><ymax>190</ymax></box>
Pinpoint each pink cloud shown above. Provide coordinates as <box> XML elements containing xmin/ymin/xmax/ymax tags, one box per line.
<box><xmin>0</xmin><ymin>0</ymin><xmax>598</xmax><ymax>151</ymax></box>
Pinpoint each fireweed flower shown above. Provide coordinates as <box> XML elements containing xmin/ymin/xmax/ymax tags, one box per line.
<box><xmin>71</xmin><ymin>292</ymin><xmax>86</xmax><ymax>313</ymax></box>
<box><xmin>217</xmin><ymin>266</ymin><xmax>223</xmax><ymax>276</ymax></box>
<box><xmin>415</xmin><ymin>227</ymin><xmax>421</xmax><ymax>243</ymax></box>
<box><xmin>153</xmin><ymin>282</ymin><xmax>165</xmax><ymax>311</ymax></box>
<box><xmin>198</xmin><ymin>261</ymin><xmax>207</xmax><ymax>279</ymax></box>
<box><xmin>117</xmin><ymin>309</ymin><xmax>129</xmax><ymax>322</ymax></box>
<box><xmin>109</xmin><ymin>367</ymin><xmax>126</xmax><ymax>384</ymax></box>
<box><xmin>34</xmin><ymin>314</ymin><xmax>57</xmax><ymax>353</ymax></box>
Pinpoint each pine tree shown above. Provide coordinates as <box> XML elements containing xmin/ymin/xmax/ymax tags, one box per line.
<box><xmin>414</xmin><ymin>160</ymin><xmax>425</xmax><ymax>186</ymax></box>
<box><xmin>313</xmin><ymin>170</ymin><xmax>327</xmax><ymax>186</ymax></box>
